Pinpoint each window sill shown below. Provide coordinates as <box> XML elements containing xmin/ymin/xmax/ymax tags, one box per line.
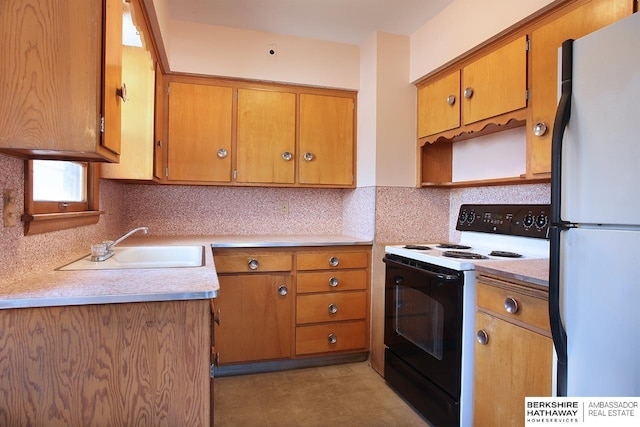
<box><xmin>22</xmin><ymin>211</ymin><xmax>104</xmax><ymax>235</ymax></box>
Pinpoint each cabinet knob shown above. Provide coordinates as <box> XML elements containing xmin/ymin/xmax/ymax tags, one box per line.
<box><xmin>446</xmin><ymin>95</ymin><xmax>456</xmax><ymax>105</ymax></box>
<box><xmin>248</xmin><ymin>259</ymin><xmax>259</xmax><ymax>270</ymax></box>
<box><xmin>329</xmin><ymin>256</ymin><xmax>339</xmax><ymax>267</ymax></box>
<box><xmin>328</xmin><ymin>333</ymin><xmax>337</xmax><ymax>344</ymax></box>
<box><xmin>504</xmin><ymin>297</ymin><xmax>519</xmax><ymax>314</ymax></box>
<box><xmin>278</xmin><ymin>285</ymin><xmax>288</xmax><ymax>296</ymax></box>
<box><xmin>217</xmin><ymin>148</ymin><xmax>228</xmax><ymax>159</ymax></box>
<box><xmin>328</xmin><ymin>303</ymin><xmax>338</xmax><ymax>314</ymax></box>
<box><xmin>303</xmin><ymin>152</ymin><xmax>314</xmax><ymax>161</ymax></box>
<box><xmin>533</xmin><ymin>122</ymin><xmax>548</xmax><ymax>136</ymax></box>
<box><xmin>281</xmin><ymin>151</ymin><xmax>292</xmax><ymax>161</ymax></box>
<box><xmin>463</xmin><ymin>87</ymin><xmax>474</xmax><ymax>99</ymax></box>
<box><xmin>116</xmin><ymin>83</ymin><xmax>127</xmax><ymax>102</ymax></box>
<box><xmin>329</xmin><ymin>277</ymin><xmax>339</xmax><ymax>287</ymax></box>
<box><xmin>213</xmin><ymin>351</ymin><xmax>220</xmax><ymax>367</ymax></box>
<box><xmin>476</xmin><ymin>329</ymin><xmax>489</xmax><ymax>345</ymax></box>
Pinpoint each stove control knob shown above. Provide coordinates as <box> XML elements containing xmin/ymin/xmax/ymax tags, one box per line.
<box><xmin>504</xmin><ymin>297</ymin><xmax>519</xmax><ymax>314</ymax></box>
<box><xmin>523</xmin><ymin>213</ymin><xmax>534</xmax><ymax>228</ymax></box>
<box><xmin>467</xmin><ymin>211</ymin><xmax>476</xmax><ymax>224</ymax></box>
<box><xmin>458</xmin><ymin>211</ymin><xmax>467</xmax><ymax>223</ymax></box>
<box><xmin>535</xmin><ymin>214</ymin><xmax>548</xmax><ymax>229</ymax></box>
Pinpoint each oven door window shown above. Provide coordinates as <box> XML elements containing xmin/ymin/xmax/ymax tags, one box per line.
<box><xmin>395</xmin><ymin>285</ymin><xmax>444</xmax><ymax>360</ymax></box>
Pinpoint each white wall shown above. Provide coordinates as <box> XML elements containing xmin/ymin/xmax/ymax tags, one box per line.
<box><xmin>374</xmin><ymin>33</ymin><xmax>416</xmax><ymax>187</ymax></box>
<box><xmin>167</xmin><ymin>20</ymin><xmax>360</xmax><ymax>89</ymax></box>
<box><xmin>357</xmin><ymin>33</ymin><xmax>378</xmax><ymax>187</ymax></box>
<box><xmin>410</xmin><ymin>0</ymin><xmax>555</xmax><ymax>81</ymax></box>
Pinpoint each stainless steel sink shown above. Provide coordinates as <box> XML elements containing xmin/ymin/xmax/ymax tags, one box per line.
<box><xmin>59</xmin><ymin>245</ymin><xmax>205</xmax><ymax>271</ymax></box>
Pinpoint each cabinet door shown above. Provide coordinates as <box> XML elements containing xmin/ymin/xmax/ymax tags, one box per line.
<box><xmin>462</xmin><ymin>35</ymin><xmax>528</xmax><ymax>125</ymax></box>
<box><xmin>167</xmin><ymin>82</ymin><xmax>232</xmax><ymax>182</ymax></box>
<box><xmin>299</xmin><ymin>94</ymin><xmax>355</xmax><ymax>186</ymax></box>
<box><xmin>215</xmin><ymin>274</ymin><xmax>292</xmax><ymax>364</ymax></box>
<box><xmin>236</xmin><ymin>88</ymin><xmax>296</xmax><ymax>184</ymax></box>
<box><xmin>102</xmin><ymin>0</ymin><xmax>123</xmax><ymax>156</ymax></box>
<box><xmin>473</xmin><ymin>311</ymin><xmax>552</xmax><ymax>427</ymax></box>
<box><xmin>529</xmin><ymin>0</ymin><xmax>632</xmax><ymax>174</ymax></box>
<box><xmin>0</xmin><ymin>0</ymin><xmax>119</xmax><ymax>162</ymax></box>
<box><xmin>417</xmin><ymin>70</ymin><xmax>461</xmax><ymax>138</ymax></box>
<box><xmin>101</xmin><ymin>46</ymin><xmax>155</xmax><ymax>180</ymax></box>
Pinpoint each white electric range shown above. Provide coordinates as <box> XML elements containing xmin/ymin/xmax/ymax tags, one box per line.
<box><xmin>383</xmin><ymin>204</ymin><xmax>550</xmax><ymax>427</ymax></box>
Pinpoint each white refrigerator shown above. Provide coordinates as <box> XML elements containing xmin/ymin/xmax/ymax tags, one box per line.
<box><xmin>549</xmin><ymin>11</ymin><xmax>640</xmax><ymax>397</ymax></box>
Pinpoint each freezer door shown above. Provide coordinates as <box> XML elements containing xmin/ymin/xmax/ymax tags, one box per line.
<box><xmin>561</xmin><ymin>13</ymin><xmax>640</xmax><ymax>226</ymax></box>
<box><xmin>560</xmin><ymin>227</ymin><xmax>640</xmax><ymax>396</ymax></box>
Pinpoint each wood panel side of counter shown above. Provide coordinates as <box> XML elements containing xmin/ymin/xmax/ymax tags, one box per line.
<box><xmin>0</xmin><ymin>300</ymin><xmax>211</xmax><ymax>426</ymax></box>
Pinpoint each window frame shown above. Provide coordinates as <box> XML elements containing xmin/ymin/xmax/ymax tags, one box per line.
<box><xmin>23</xmin><ymin>160</ymin><xmax>103</xmax><ymax>235</ymax></box>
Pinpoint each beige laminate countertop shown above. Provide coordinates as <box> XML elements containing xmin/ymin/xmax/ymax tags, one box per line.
<box><xmin>474</xmin><ymin>258</ymin><xmax>550</xmax><ymax>289</ymax></box>
<box><xmin>0</xmin><ymin>235</ymin><xmax>371</xmax><ymax>310</ymax></box>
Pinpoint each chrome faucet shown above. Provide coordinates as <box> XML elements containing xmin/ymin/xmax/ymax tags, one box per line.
<box><xmin>91</xmin><ymin>227</ymin><xmax>150</xmax><ymax>261</ymax></box>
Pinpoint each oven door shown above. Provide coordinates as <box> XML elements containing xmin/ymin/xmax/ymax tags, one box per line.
<box><xmin>383</xmin><ymin>255</ymin><xmax>464</xmax><ymax>398</ymax></box>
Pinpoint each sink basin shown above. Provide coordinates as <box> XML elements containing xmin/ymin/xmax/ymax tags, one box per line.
<box><xmin>59</xmin><ymin>245</ymin><xmax>205</xmax><ymax>271</ymax></box>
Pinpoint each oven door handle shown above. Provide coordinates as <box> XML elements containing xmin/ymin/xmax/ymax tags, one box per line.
<box><xmin>383</xmin><ymin>257</ymin><xmax>461</xmax><ymax>282</ymax></box>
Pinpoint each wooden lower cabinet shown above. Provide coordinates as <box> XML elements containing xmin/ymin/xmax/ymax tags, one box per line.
<box><xmin>212</xmin><ymin>246</ymin><xmax>371</xmax><ymax>366</ymax></box>
<box><xmin>473</xmin><ymin>276</ymin><xmax>553</xmax><ymax>427</ymax></box>
<box><xmin>215</xmin><ymin>273</ymin><xmax>293</xmax><ymax>364</ymax></box>
<box><xmin>0</xmin><ymin>300</ymin><xmax>211</xmax><ymax>426</ymax></box>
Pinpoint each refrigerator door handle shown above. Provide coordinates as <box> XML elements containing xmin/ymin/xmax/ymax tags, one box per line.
<box><xmin>550</xmin><ymin>38</ymin><xmax>574</xmax><ymax>228</ymax></box>
<box><xmin>549</xmin><ymin>38</ymin><xmax>573</xmax><ymax>397</ymax></box>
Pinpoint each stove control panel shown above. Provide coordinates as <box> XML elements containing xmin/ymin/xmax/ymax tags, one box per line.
<box><xmin>456</xmin><ymin>204</ymin><xmax>550</xmax><ymax>239</ymax></box>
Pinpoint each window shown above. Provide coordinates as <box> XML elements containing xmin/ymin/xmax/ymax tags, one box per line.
<box><xmin>23</xmin><ymin>160</ymin><xmax>101</xmax><ymax>235</ymax></box>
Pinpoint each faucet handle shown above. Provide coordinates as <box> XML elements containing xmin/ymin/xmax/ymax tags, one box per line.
<box><xmin>102</xmin><ymin>240</ymin><xmax>115</xmax><ymax>251</ymax></box>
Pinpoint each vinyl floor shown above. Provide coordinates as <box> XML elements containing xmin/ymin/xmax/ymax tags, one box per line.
<box><xmin>213</xmin><ymin>361</ymin><xmax>433</xmax><ymax>426</ymax></box>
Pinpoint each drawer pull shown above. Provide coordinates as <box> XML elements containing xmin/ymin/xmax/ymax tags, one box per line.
<box><xmin>328</xmin><ymin>303</ymin><xmax>338</xmax><ymax>314</ymax></box>
<box><xmin>278</xmin><ymin>285</ymin><xmax>288</xmax><ymax>296</ymax></box>
<box><xmin>476</xmin><ymin>329</ymin><xmax>489</xmax><ymax>345</ymax></box>
<box><xmin>504</xmin><ymin>297</ymin><xmax>519</xmax><ymax>314</ymax></box>
<box><xmin>328</xmin><ymin>333</ymin><xmax>337</xmax><ymax>344</ymax></box>
<box><xmin>248</xmin><ymin>259</ymin><xmax>259</xmax><ymax>270</ymax></box>
<box><xmin>329</xmin><ymin>256</ymin><xmax>339</xmax><ymax>267</ymax></box>
<box><xmin>329</xmin><ymin>277</ymin><xmax>339</xmax><ymax>287</ymax></box>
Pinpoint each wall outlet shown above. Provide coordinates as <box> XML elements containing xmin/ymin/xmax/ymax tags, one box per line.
<box><xmin>279</xmin><ymin>201</ymin><xmax>289</xmax><ymax>216</ymax></box>
<box><xmin>3</xmin><ymin>189</ymin><xmax>17</xmax><ymax>227</ymax></box>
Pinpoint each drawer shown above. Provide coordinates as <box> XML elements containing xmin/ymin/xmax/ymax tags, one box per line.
<box><xmin>296</xmin><ymin>291</ymin><xmax>367</xmax><ymax>324</ymax></box>
<box><xmin>296</xmin><ymin>251</ymin><xmax>368</xmax><ymax>271</ymax></box>
<box><xmin>296</xmin><ymin>320</ymin><xmax>366</xmax><ymax>355</ymax></box>
<box><xmin>213</xmin><ymin>253</ymin><xmax>292</xmax><ymax>273</ymax></box>
<box><xmin>297</xmin><ymin>270</ymin><xmax>367</xmax><ymax>293</ymax></box>
<box><xmin>476</xmin><ymin>282</ymin><xmax>550</xmax><ymax>332</ymax></box>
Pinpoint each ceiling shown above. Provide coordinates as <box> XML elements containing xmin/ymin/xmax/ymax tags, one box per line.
<box><xmin>167</xmin><ymin>0</ymin><xmax>454</xmax><ymax>45</ymax></box>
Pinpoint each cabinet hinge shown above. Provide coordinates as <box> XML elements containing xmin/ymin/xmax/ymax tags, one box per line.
<box><xmin>235</xmin><ymin>90</ymin><xmax>238</xmax><ymax>100</ymax></box>
<box><xmin>210</xmin><ymin>364</ymin><xmax>215</xmax><ymax>379</ymax></box>
<box><xmin>233</xmin><ymin>169</ymin><xmax>237</xmax><ymax>180</ymax></box>
<box><xmin>167</xmin><ymin>84</ymin><xmax>170</xmax><ymax>96</ymax></box>
<box><xmin>526</xmin><ymin>89</ymin><xmax>530</xmax><ymax>101</ymax></box>
<box><xmin>165</xmin><ymin>167</ymin><xmax>169</xmax><ymax>177</ymax></box>
<box><xmin>525</xmin><ymin>39</ymin><xmax>530</xmax><ymax>52</ymax></box>
<box><xmin>99</xmin><ymin>116</ymin><xmax>105</xmax><ymax>133</ymax></box>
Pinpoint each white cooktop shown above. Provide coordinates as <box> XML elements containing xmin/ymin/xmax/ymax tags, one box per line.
<box><xmin>385</xmin><ymin>232</ymin><xmax>550</xmax><ymax>271</ymax></box>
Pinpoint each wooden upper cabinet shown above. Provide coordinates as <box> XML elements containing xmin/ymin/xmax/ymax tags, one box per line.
<box><xmin>299</xmin><ymin>94</ymin><xmax>355</xmax><ymax>186</ymax></box>
<box><xmin>236</xmin><ymin>88</ymin><xmax>296</xmax><ymax>184</ymax></box>
<box><xmin>166</xmin><ymin>81</ymin><xmax>233</xmax><ymax>182</ymax></box>
<box><xmin>417</xmin><ymin>70</ymin><xmax>461</xmax><ymax>138</ymax></box>
<box><xmin>0</xmin><ymin>0</ymin><xmax>122</xmax><ymax>162</ymax></box>
<box><xmin>528</xmin><ymin>0</ymin><xmax>633</xmax><ymax>175</ymax></box>
<box><xmin>462</xmin><ymin>35</ymin><xmax>528</xmax><ymax>125</ymax></box>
